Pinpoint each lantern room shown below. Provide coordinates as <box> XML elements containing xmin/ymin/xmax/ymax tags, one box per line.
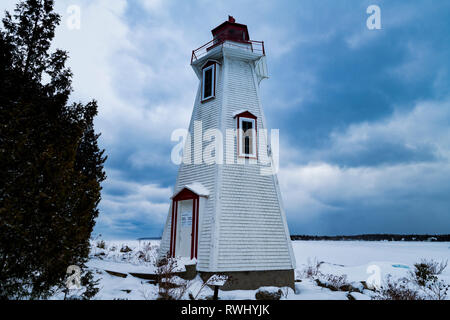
<box><xmin>191</xmin><ymin>16</ymin><xmax>265</xmax><ymax>64</ymax></box>
<box><xmin>211</xmin><ymin>15</ymin><xmax>250</xmax><ymax>44</ymax></box>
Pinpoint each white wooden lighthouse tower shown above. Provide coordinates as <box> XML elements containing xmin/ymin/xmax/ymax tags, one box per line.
<box><xmin>160</xmin><ymin>16</ymin><xmax>296</xmax><ymax>289</ymax></box>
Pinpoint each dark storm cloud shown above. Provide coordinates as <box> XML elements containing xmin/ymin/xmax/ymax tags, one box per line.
<box><xmin>2</xmin><ymin>0</ymin><xmax>445</xmax><ymax>238</ymax></box>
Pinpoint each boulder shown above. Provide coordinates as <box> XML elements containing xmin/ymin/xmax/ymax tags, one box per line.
<box><xmin>255</xmin><ymin>287</ymin><xmax>283</xmax><ymax>300</ymax></box>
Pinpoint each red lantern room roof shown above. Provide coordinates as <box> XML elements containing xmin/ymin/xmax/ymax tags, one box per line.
<box><xmin>211</xmin><ymin>15</ymin><xmax>250</xmax><ymax>43</ymax></box>
<box><xmin>191</xmin><ymin>16</ymin><xmax>265</xmax><ymax>64</ymax></box>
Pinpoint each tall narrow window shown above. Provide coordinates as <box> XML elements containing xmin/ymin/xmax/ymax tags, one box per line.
<box><xmin>236</xmin><ymin>112</ymin><xmax>257</xmax><ymax>158</ymax></box>
<box><xmin>242</xmin><ymin>119</ymin><xmax>253</xmax><ymax>155</ymax></box>
<box><xmin>202</xmin><ymin>64</ymin><xmax>215</xmax><ymax>101</ymax></box>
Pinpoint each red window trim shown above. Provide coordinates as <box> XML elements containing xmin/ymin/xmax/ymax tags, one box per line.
<box><xmin>201</xmin><ymin>61</ymin><xmax>216</xmax><ymax>103</ymax></box>
<box><xmin>235</xmin><ymin>111</ymin><xmax>258</xmax><ymax>160</ymax></box>
<box><xmin>169</xmin><ymin>188</ymin><xmax>200</xmax><ymax>259</ymax></box>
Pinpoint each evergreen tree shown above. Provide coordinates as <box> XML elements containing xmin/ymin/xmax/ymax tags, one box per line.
<box><xmin>0</xmin><ymin>0</ymin><xmax>106</xmax><ymax>299</ymax></box>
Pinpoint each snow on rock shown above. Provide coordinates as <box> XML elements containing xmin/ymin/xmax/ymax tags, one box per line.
<box><xmin>255</xmin><ymin>286</ymin><xmax>285</xmax><ymax>300</ymax></box>
<box><xmin>289</xmin><ymin>280</ymin><xmax>349</xmax><ymax>300</ymax></box>
<box><xmin>257</xmin><ymin>286</ymin><xmax>283</xmax><ymax>293</ymax></box>
<box><xmin>349</xmin><ymin>292</ymin><xmax>372</xmax><ymax>300</ymax></box>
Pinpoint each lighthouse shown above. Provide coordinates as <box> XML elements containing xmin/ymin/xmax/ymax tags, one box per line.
<box><xmin>159</xmin><ymin>16</ymin><xmax>296</xmax><ymax>290</ymax></box>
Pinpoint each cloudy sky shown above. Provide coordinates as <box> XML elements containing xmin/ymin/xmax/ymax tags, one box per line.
<box><xmin>3</xmin><ymin>0</ymin><xmax>450</xmax><ymax>239</ymax></box>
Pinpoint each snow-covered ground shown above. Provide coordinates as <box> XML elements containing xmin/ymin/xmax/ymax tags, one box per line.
<box><xmin>294</xmin><ymin>240</ymin><xmax>450</xmax><ymax>282</ymax></box>
<box><xmin>69</xmin><ymin>239</ymin><xmax>450</xmax><ymax>300</ymax></box>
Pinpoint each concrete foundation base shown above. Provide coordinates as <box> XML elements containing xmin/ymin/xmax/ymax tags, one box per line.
<box><xmin>199</xmin><ymin>269</ymin><xmax>295</xmax><ymax>291</ymax></box>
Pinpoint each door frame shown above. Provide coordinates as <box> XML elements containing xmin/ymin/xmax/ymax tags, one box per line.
<box><xmin>170</xmin><ymin>188</ymin><xmax>199</xmax><ymax>259</ymax></box>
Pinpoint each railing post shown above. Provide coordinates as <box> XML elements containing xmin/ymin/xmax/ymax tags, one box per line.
<box><xmin>262</xmin><ymin>41</ymin><xmax>265</xmax><ymax>55</ymax></box>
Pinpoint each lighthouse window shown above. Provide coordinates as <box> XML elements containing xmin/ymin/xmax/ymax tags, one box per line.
<box><xmin>243</xmin><ymin>120</ymin><xmax>252</xmax><ymax>154</ymax></box>
<box><xmin>238</xmin><ymin>117</ymin><xmax>257</xmax><ymax>158</ymax></box>
<box><xmin>202</xmin><ymin>64</ymin><xmax>215</xmax><ymax>101</ymax></box>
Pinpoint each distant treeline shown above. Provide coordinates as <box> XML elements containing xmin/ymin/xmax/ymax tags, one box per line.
<box><xmin>290</xmin><ymin>234</ymin><xmax>450</xmax><ymax>242</ymax></box>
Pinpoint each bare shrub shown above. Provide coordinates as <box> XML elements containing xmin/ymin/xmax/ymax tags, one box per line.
<box><xmin>409</xmin><ymin>259</ymin><xmax>449</xmax><ymax>300</ymax></box>
<box><xmin>300</xmin><ymin>258</ymin><xmax>357</xmax><ymax>293</ymax></box>
<box><xmin>424</xmin><ymin>277</ymin><xmax>449</xmax><ymax>300</ymax></box>
<box><xmin>316</xmin><ymin>274</ymin><xmax>350</xmax><ymax>291</ymax></box>
<box><xmin>410</xmin><ymin>259</ymin><xmax>447</xmax><ymax>287</ymax></box>
<box><xmin>190</xmin><ymin>274</ymin><xmax>230</xmax><ymax>300</ymax></box>
<box><xmin>96</xmin><ymin>240</ymin><xmax>106</xmax><ymax>249</ymax></box>
<box><xmin>373</xmin><ymin>275</ymin><xmax>422</xmax><ymax>300</ymax></box>
<box><xmin>301</xmin><ymin>258</ymin><xmax>323</xmax><ymax>279</ymax></box>
<box><xmin>155</xmin><ymin>256</ymin><xmax>190</xmax><ymax>300</ymax></box>
<box><xmin>136</xmin><ymin>242</ymin><xmax>158</xmax><ymax>263</ymax></box>
<box><xmin>373</xmin><ymin>259</ymin><xmax>449</xmax><ymax>300</ymax></box>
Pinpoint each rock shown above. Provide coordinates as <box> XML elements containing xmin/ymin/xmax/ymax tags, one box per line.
<box><xmin>120</xmin><ymin>245</ymin><xmax>132</xmax><ymax>253</ymax></box>
<box><xmin>105</xmin><ymin>270</ymin><xmax>128</xmax><ymax>278</ymax></box>
<box><xmin>340</xmin><ymin>284</ymin><xmax>352</xmax><ymax>291</ymax></box>
<box><xmin>255</xmin><ymin>287</ymin><xmax>283</xmax><ymax>300</ymax></box>
<box><xmin>94</xmin><ymin>252</ymin><xmax>105</xmax><ymax>259</ymax></box>
<box><xmin>129</xmin><ymin>272</ymin><xmax>157</xmax><ymax>280</ymax></box>
<box><xmin>360</xmin><ymin>281</ymin><xmax>375</xmax><ymax>291</ymax></box>
<box><xmin>315</xmin><ymin>279</ymin><xmax>337</xmax><ymax>291</ymax></box>
<box><xmin>348</xmin><ymin>281</ymin><xmax>364</xmax><ymax>293</ymax></box>
<box><xmin>137</xmin><ymin>251</ymin><xmax>145</xmax><ymax>259</ymax></box>
<box><xmin>348</xmin><ymin>292</ymin><xmax>372</xmax><ymax>300</ymax></box>
<box><xmin>96</xmin><ymin>240</ymin><xmax>106</xmax><ymax>249</ymax></box>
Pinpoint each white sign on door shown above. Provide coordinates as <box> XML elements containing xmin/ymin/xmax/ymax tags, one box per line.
<box><xmin>179</xmin><ymin>200</ymin><xmax>193</xmax><ymax>227</ymax></box>
<box><xmin>181</xmin><ymin>210</ymin><xmax>192</xmax><ymax>227</ymax></box>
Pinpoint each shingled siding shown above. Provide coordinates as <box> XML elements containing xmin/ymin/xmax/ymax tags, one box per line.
<box><xmin>159</xmin><ymin>204</ymin><xmax>171</xmax><ymax>257</ymax></box>
<box><xmin>161</xmin><ymin>50</ymin><xmax>295</xmax><ymax>272</ymax></box>
<box><xmin>216</xmin><ymin>57</ymin><xmax>293</xmax><ymax>271</ymax></box>
<box><xmin>160</xmin><ymin>61</ymin><xmax>224</xmax><ymax>270</ymax></box>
